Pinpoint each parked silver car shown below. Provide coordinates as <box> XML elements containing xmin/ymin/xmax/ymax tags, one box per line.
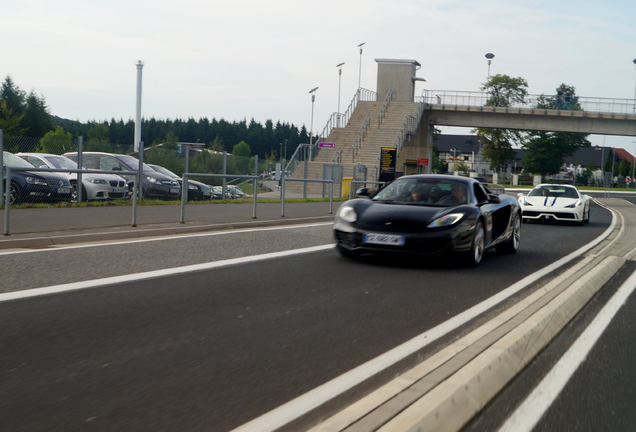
<box><xmin>17</xmin><ymin>153</ymin><xmax>128</xmax><ymax>200</ymax></box>
<box><xmin>64</xmin><ymin>152</ymin><xmax>181</xmax><ymax>200</ymax></box>
<box><xmin>147</xmin><ymin>164</ymin><xmax>212</xmax><ymax>200</ymax></box>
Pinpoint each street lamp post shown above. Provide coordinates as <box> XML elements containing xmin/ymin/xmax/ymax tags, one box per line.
<box><xmin>308</xmin><ymin>86</ymin><xmax>318</xmax><ymax>159</ymax></box>
<box><xmin>632</xmin><ymin>58</ymin><xmax>636</xmax><ymax>113</ymax></box>
<box><xmin>357</xmin><ymin>42</ymin><xmax>366</xmax><ymax>89</ymax></box>
<box><xmin>485</xmin><ymin>53</ymin><xmax>495</xmax><ymax>78</ymax></box>
<box><xmin>336</xmin><ymin>62</ymin><xmax>345</xmax><ymax>127</ymax></box>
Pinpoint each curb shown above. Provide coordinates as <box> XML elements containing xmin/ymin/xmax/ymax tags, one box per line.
<box><xmin>0</xmin><ymin>215</ymin><xmax>334</xmax><ymax>250</ymax></box>
<box><xmin>309</xmin><ymin>254</ymin><xmax>625</xmax><ymax>432</ymax></box>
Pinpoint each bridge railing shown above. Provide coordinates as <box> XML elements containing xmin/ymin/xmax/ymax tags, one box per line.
<box><xmin>419</xmin><ymin>90</ymin><xmax>636</xmax><ymax>115</ymax></box>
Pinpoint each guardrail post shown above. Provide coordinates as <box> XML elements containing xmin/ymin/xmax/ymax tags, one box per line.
<box><xmin>132</xmin><ymin>172</ymin><xmax>138</xmax><ymax>227</ymax></box>
<box><xmin>4</xmin><ymin>167</ymin><xmax>10</xmax><ymax>235</ymax></box>
<box><xmin>77</xmin><ymin>136</ymin><xmax>83</xmax><ymax>204</ymax></box>
<box><xmin>222</xmin><ymin>152</ymin><xmax>227</xmax><ymax>200</ymax></box>
<box><xmin>252</xmin><ymin>155</ymin><xmax>258</xmax><ymax>219</ymax></box>
<box><xmin>281</xmin><ymin>171</ymin><xmax>286</xmax><ymax>217</ymax></box>
<box><xmin>0</xmin><ymin>129</ymin><xmax>4</xmax><ymax>203</ymax></box>
<box><xmin>329</xmin><ymin>180</ymin><xmax>333</xmax><ymax>214</ymax></box>
<box><xmin>303</xmin><ymin>146</ymin><xmax>308</xmax><ymax>200</ymax></box>
<box><xmin>180</xmin><ymin>172</ymin><xmax>186</xmax><ymax>224</ymax></box>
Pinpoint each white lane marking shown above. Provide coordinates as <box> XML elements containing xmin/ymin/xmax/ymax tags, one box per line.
<box><xmin>0</xmin><ymin>244</ymin><xmax>335</xmax><ymax>303</ymax></box>
<box><xmin>231</xmin><ymin>209</ymin><xmax>618</xmax><ymax>432</ymax></box>
<box><xmin>0</xmin><ymin>222</ymin><xmax>333</xmax><ymax>256</ymax></box>
<box><xmin>498</xmin><ymin>268</ymin><xmax>636</xmax><ymax>432</ymax></box>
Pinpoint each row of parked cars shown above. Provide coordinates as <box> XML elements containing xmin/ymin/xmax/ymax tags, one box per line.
<box><xmin>2</xmin><ymin>151</ymin><xmax>245</xmax><ymax>205</ymax></box>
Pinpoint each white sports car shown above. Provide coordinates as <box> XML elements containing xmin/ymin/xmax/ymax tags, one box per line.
<box><xmin>518</xmin><ymin>184</ymin><xmax>591</xmax><ymax>224</ymax></box>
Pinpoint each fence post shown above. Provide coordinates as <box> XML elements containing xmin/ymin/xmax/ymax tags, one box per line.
<box><xmin>303</xmin><ymin>145</ymin><xmax>308</xmax><ymax>199</ymax></box>
<box><xmin>132</xmin><ymin>172</ymin><xmax>138</xmax><ymax>227</ymax></box>
<box><xmin>222</xmin><ymin>152</ymin><xmax>227</xmax><ymax>200</ymax></box>
<box><xmin>329</xmin><ymin>180</ymin><xmax>333</xmax><ymax>214</ymax></box>
<box><xmin>77</xmin><ymin>136</ymin><xmax>83</xmax><ymax>204</ymax></box>
<box><xmin>252</xmin><ymin>155</ymin><xmax>258</xmax><ymax>219</ymax></box>
<box><xmin>281</xmin><ymin>166</ymin><xmax>286</xmax><ymax>217</ymax></box>
<box><xmin>4</xmin><ymin>167</ymin><xmax>10</xmax><ymax>235</ymax></box>
<box><xmin>0</xmin><ymin>129</ymin><xmax>3</xmax><ymax>203</ymax></box>
<box><xmin>180</xmin><ymin>172</ymin><xmax>186</xmax><ymax>224</ymax></box>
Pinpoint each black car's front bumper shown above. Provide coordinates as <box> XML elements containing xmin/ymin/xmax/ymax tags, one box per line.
<box><xmin>333</xmin><ymin>221</ymin><xmax>475</xmax><ymax>256</ymax></box>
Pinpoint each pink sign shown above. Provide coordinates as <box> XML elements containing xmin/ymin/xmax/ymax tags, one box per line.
<box><xmin>318</xmin><ymin>142</ymin><xmax>336</xmax><ymax>149</ymax></box>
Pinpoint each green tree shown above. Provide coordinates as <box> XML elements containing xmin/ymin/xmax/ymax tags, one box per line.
<box><xmin>22</xmin><ymin>91</ymin><xmax>53</xmax><ymax>138</ymax></box>
<box><xmin>85</xmin><ymin>123</ymin><xmax>112</xmax><ymax>152</ymax></box>
<box><xmin>522</xmin><ymin>84</ymin><xmax>590</xmax><ymax>176</ymax></box>
<box><xmin>475</xmin><ymin>74</ymin><xmax>529</xmax><ymax>171</ymax></box>
<box><xmin>231</xmin><ymin>140</ymin><xmax>251</xmax><ymax>174</ymax></box>
<box><xmin>1</xmin><ymin>76</ymin><xmax>26</xmax><ymax>116</ymax></box>
<box><xmin>0</xmin><ymin>100</ymin><xmax>27</xmax><ymax>137</ymax></box>
<box><xmin>39</xmin><ymin>126</ymin><xmax>74</xmax><ymax>154</ymax></box>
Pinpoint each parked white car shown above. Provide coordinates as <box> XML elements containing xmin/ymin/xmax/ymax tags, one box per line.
<box><xmin>517</xmin><ymin>184</ymin><xmax>591</xmax><ymax>224</ymax></box>
<box><xmin>17</xmin><ymin>153</ymin><xmax>128</xmax><ymax>200</ymax></box>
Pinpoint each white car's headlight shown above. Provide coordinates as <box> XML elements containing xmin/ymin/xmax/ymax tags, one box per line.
<box><xmin>427</xmin><ymin>213</ymin><xmax>464</xmax><ymax>228</ymax></box>
<box><xmin>338</xmin><ymin>205</ymin><xmax>357</xmax><ymax>223</ymax></box>
<box><xmin>87</xmin><ymin>178</ymin><xmax>107</xmax><ymax>184</ymax></box>
<box><xmin>565</xmin><ymin>199</ymin><xmax>582</xmax><ymax>208</ymax></box>
<box><xmin>519</xmin><ymin>196</ymin><xmax>531</xmax><ymax>206</ymax></box>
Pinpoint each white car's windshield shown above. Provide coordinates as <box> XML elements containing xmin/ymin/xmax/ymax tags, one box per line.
<box><xmin>528</xmin><ymin>186</ymin><xmax>579</xmax><ymax>198</ymax></box>
<box><xmin>44</xmin><ymin>156</ymin><xmax>77</xmax><ymax>170</ymax></box>
<box><xmin>3</xmin><ymin>152</ymin><xmax>36</xmax><ymax>169</ymax></box>
<box><xmin>372</xmin><ymin>178</ymin><xmax>468</xmax><ymax>207</ymax></box>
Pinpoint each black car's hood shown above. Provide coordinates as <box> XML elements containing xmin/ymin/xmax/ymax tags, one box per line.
<box><xmin>353</xmin><ymin>200</ymin><xmax>458</xmax><ymax>231</ymax></box>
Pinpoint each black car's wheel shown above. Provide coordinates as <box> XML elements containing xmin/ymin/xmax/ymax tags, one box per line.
<box><xmin>9</xmin><ymin>182</ymin><xmax>22</xmax><ymax>205</ymax></box>
<box><xmin>466</xmin><ymin>220</ymin><xmax>485</xmax><ymax>266</ymax></box>
<box><xmin>498</xmin><ymin>212</ymin><xmax>520</xmax><ymax>254</ymax></box>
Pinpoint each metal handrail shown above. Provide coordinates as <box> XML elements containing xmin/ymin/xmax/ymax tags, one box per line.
<box><xmin>420</xmin><ymin>89</ymin><xmax>636</xmax><ymax>115</ymax></box>
<box><xmin>352</xmin><ymin>115</ymin><xmax>372</xmax><ymax>162</ymax></box>
<box><xmin>377</xmin><ymin>88</ymin><xmax>394</xmax><ymax>127</ymax></box>
<box><xmin>285</xmin><ymin>88</ymin><xmax>376</xmax><ymax>174</ymax></box>
<box><xmin>394</xmin><ymin>102</ymin><xmax>426</xmax><ymax>158</ymax></box>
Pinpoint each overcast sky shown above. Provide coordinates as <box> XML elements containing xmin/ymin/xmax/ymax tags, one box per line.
<box><xmin>2</xmin><ymin>0</ymin><xmax>635</xmax><ymax>151</ymax></box>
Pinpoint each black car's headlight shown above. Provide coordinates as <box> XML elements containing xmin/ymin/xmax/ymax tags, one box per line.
<box><xmin>337</xmin><ymin>205</ymin><xmax>357</xmax><ymax>223</ymax></box>
<box><xmin>427</xmin><ymin>213</ymin><xmax>464</xmax><ymax>228</ymax></box>
<box><xmin>25</xmin><ymin>176</ymin><xmax>47</xmax><ymax>185</ymax></box>
<box><xmin>145</xmin><ymin>176</ymin><xmax>159</xmax><ymax>184</ymax></box>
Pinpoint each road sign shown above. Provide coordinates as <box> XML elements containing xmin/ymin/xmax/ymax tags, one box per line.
<box><xmin>318</xmin><ymin>142</ymin><xmax>336</xmax><ymax>149</ymax></box>
<box><xmin>627</xmin><ymin>176</ymin><xmax>632</xmax><ymax>184</ymax></box>
<box><xmin>418</xmin><ymin>158</ymin><xmax>429</xmax><ymax>166</ymax></box>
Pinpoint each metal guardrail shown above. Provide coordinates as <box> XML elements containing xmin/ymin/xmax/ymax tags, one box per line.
<box><xmin>352</xmin><ymin>115</ymin><xmax>372</xmax><ymax>162</ymax></box>
<box><xmin>3</xmin><ymin>167</ymin><xmax>140</xmax><ymax>235</ymax></box>
<box><xmin>377</xmin><ymin>89</ymin><xmax>394</xmax><ymax>127</ymax></box>
<box><xmin>280</xmin><ymin>176</ymin><xmax>334</xmax><ymax>217</ymax></box>
<box><xmin>419</xmin><ymin>90</ymin><xmax>636</xmax><ymax>115</ymax></box>
<box><xmin>394</xmin><ymin>102</ymin><xmax>426</xmax><ymax>158</ymax></box>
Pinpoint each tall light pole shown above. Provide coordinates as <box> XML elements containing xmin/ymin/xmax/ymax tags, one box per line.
<box><xmin>485</xmin><ymin>53</ymin><xmax>495</xmax><ymax>79</ymax></box>
<box><xmin>632</xmin><ymin>58</ymin><xmax>636</xmax><ymax>113</ymax></box>
<box><xmin>134</xmin><ymin>60</ymin><xmax>144</xmax><ymax>152</ymax></box>
<box><xmin>308</xmin><ymin>86</ymin><xmax>318</xmax><ymax>158</ymax></box>
<box><xmin>336</xmin><ymin>62</ymin><xmax>345</xmax><ymax>127</ymax></box>
<box><xmin>357</xmin><ymin>42</ymin><xmax>366</xmax><ymax>89</ymax></box>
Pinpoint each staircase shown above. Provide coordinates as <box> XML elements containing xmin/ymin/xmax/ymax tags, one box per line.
<box><xmin>285</xmin><ymin>100</ymin><xmax>422</xmax><ymax>197</ymax></box>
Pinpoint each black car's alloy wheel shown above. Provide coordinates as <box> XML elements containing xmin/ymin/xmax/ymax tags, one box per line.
<box><xmin>9</xmin><ymin>182</ymin><xmax>21</xmax><ymax>205</ymax></box>
<box><xmin>467</xmin><ymin>220</ymin><xmax>485</xmax><ymax>266</ymax></box>
<box><xmin>497</xmin><ymin>212</ymin><xmax>520</xmax><ymax>254</ymax></box>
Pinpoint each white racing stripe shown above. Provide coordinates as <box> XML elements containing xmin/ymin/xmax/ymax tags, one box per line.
<box><xmin>498</xmin><ymin>269</ymin><xmax>636</xmax><ymax>432</ymax></box>
<box><xmin>0</xmin><ymin>244</ymin><xmax>335</xmax><ymax>303</ymax></box>
<box><xmin>231</xmin><ymin>208</ymin><xmax>618</xmax><ymax>432</ymax></box>
<box><xmin>0</xmin><ymin>222</ymin><xmax>333</xmax><ymax>256</ymax></box>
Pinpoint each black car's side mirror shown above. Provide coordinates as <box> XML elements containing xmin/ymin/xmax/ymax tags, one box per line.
<box><xmin>487</xmin><ymin>194</ymin><xmax>501</xmax><ymax>204</ymax></box>
<box><xmin>356</xmin><ymin>187</ymin><xmax>370</xmax><ymax>197</ymax></box>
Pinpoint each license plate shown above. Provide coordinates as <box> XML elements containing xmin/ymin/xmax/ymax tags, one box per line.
<box><xmin>363</xmin><ymin>233</ymin><xmax>405</xmax><ymax>246</ymax></box>
<box><xmin>57</xmin><ymin>187</ymin><xmax>71</xmax><ymax>194</ymax></box>
<box><xmin>170</xmin><ymin>188</ymin><xmax>180</xmax><ymax>194</ymax></box>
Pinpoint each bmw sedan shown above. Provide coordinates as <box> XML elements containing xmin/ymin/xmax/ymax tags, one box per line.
<box><xmin>2</xmin><ymin>151</ymin><xmax>73</xmax><ymax>204</ymax></box>
<box><xmin>147</xmin><ymin>164</ymin><xmax>212</xmax><ymax>201</ymax></box>
<box><xmin>333</xmin><ymin>175</ymin><xmax>521</xmax><ymax>266</ymax></box>
<box><xmin>17</xmin><ymin>152</ymin><xmax>128</xmax><ymax>200</ymax></box>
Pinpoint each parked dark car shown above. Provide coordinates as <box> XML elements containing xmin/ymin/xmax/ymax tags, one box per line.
<box><xmin>2</xmin><ymin>151</ymin><xmax>73</xmax><ymax>204</ymax></box>
<box><xmin>147</xmin><ymin>164</ymin><xmax>212</xmax><ymax>201</ymax></box>
<box><xmin>333</xmin><ymin>174</ymin><xmax>521</xmax><ymax>266</ymax></box>
<box><xmin>64</xmin><ymin>152</ymin><xmax>181</xmax><ymax>200</ymax></box>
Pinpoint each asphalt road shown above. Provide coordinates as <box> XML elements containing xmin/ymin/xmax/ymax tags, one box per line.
<box><xmin>0</xmin><ymin>203</ymin><xmax>614</xmax><ymax>431</ymax></box>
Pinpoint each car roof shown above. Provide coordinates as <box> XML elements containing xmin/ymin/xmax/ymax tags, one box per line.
<box><xmin>396</xmin><ymin>174</ymin><xmax>478</xmax><ymax>184</ymax></box>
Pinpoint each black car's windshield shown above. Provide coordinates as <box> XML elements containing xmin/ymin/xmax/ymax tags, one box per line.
<box><xmin>372</xmin><ymin>178</ymin><xmax>468</xmax><ymax>206</ymax></box>
<box><xmin>528</xmin><ymin>185</ymin><xmax>579</xmax><ymax>198</ymax></box>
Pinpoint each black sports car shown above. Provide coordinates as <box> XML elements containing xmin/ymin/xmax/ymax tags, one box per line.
<box><xmin>333</xmin><ymin>174</ymin><xmax>521</xmax><ymax>266</ymax></box>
